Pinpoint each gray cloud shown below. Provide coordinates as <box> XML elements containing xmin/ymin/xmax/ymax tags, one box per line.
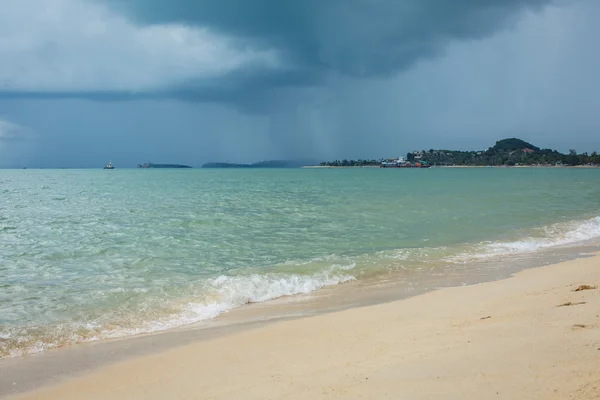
<box><xmin>126</xmin><ymin>0</ymin><xmax>567</xmax><ymax>112</ymax></box>
<box><xmin>0</xmin><ymin>0</ymin><xmax>279</xmax><ymax>97</ymax></box>
<box><xmin>109</xmin><ymin>0</ymin><xmax>552</xmax><ymax>77</ymax></box>
<box><xmin>1</xmin><ymin>0</ymin><xmax>558</xmax><ymax>105</ymax></box>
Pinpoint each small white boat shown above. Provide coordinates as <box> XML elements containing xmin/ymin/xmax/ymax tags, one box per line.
<box><xmin>103</xmin><ymin>161</ymin><xmax>114</xmax><ymax>170</ymax></box>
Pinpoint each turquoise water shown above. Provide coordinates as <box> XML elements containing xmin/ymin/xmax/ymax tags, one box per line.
<box><xmin>1</xmin><ymin>167</ymin><xmax>600</xmax><ymax>357</ymax></box>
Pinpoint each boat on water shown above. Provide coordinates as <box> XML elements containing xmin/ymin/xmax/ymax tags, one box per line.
<box><xmin>103</xmin><ymin>161</ymin><xmax>114</xmax><ymax>169</ymax></box>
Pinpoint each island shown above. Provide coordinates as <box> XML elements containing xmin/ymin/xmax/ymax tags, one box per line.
<box><xmin>137</xmin><ymin>163</ymin><xmax>192</xmax><ymax>169</ymax></box>
<box><xmin>319</xmin><ymin>138</ymin><xmax>600</xmax><ymax>167</ymax></box>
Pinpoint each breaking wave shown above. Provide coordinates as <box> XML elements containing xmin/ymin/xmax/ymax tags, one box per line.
<box><xmin>0</xmin><ymin>265</ymin><xmax>355</xmax><ymax>358</ymax></box>
<box><xmin>447</xmin><ymin>215</ymin><xmax>600</xmax><ymax>263</ymax></box>
<box><xmin>3</xmin><ymin>215</ymin><xmax>600</xmax><ymax>359</ymax></box>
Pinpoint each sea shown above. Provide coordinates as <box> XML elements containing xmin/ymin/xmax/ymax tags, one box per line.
<box><xmin>1</xmin><ymin>167</ymin><xmax>600</xmax><ymax>359</ymax></box>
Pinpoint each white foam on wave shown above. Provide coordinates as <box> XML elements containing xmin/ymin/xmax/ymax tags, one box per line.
<box><xmin>145</xmin><ymin>264</ymin><xmax>356</xmax><ymax>333</ymax></box>
<box><xmin>1</xmin><ymin>264</ymin><xmax>356</xmax><ymax>358</ymax></box>
<box><xmin>102</xmin><ymin>266</ymin><xmax>356</xmax><ymax>340</ymax></box>
<box><xmin>448</xmin><ymin>216</ymin><xmax>600</xmax><ymax>263</ymax></box>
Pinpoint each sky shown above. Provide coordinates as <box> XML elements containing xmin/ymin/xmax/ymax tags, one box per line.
<box><xmin>0</xmin><ymin>0</ymin><xmax>599</xmax><ymax>168</ymax></box>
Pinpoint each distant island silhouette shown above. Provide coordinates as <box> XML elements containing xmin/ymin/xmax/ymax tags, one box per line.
<box><xmin>138</xmin><ymin>163</ymin><xmax>192</xmax><ymax>169</ymax></box>
<box><xmin>200</xmin><ymin>139</ymin><xmax>599</xmax><ymax>169</ymax></box>
<box><xmin>319</xmin><ymin>138</ymin><xmax>600</xmax><ymax>167</ymax></box>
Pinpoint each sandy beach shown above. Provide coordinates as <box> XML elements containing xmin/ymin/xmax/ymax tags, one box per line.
<box><xmin>8</xmin><ymin>254</ymin><xmax>600</xmax><ymax>400</ymax></box>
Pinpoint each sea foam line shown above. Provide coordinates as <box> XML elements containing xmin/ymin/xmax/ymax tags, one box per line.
<box><xmin>447</xmin><ymin>215</ymin><xmax>600</xmax><ymax>263</ymax></box>
<box><xmin>1</xmin><ymin>265</ymin><xmax>356</xmax><ymax>358</ymax></box>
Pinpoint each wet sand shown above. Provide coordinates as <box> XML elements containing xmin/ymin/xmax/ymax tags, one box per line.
<box><xmin>7</xmin><ymin>253</ymin><xmax>600</xmax><ymax>400</ymax></box>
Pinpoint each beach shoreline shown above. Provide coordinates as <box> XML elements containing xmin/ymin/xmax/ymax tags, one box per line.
<box><xmin>4</xmin><ymin>167</ymin><xmax>600</xmax><ymax>363</ymax></box>
<box><xmin>6</xmin><ymin>251</ymin><xmax>600</xmax><ymax>400</ymax></box>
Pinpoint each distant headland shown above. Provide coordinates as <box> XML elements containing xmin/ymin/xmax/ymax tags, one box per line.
<box><xmin>196</xmin><ymin>139</ymin><xmax>600</xmax><ymax>169</ymax></box>
<box><xmin>138</xmin><ymin>163</ymin><xmax>192</xmax><ymax>169</ymax></box>
<box><xmin>318</xmin><ymin>138</ymin><xmax>600</xmax><ymax>167</ymax></box>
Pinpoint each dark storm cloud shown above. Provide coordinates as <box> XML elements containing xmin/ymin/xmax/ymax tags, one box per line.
<box><xmin>0</xmin><ymin>0</ymin><xmax>557</xmax><ymax>105</ymax></box>
<box><xmin>108</xmin><ymin>0</ymin><xmax>552</xmax><ymax>77</ymax></box>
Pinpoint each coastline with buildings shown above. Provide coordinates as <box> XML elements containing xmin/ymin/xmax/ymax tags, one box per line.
<box><xmin>317</xmin><ymin>138</ymin><xmax>600</xmax><ymax>168</ymax></box>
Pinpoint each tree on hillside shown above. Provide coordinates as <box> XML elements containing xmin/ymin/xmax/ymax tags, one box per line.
<box><xmin>490</xmin><ymin>138</ymin><xmax>540</xmax><ymax>152</ymax></box>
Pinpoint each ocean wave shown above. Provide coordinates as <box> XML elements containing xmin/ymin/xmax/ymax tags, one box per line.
<box><xmin>4</xmin><ymin>215</ymin><xmax>600</xmax><ymax>359</ymax></box>
<box><xmin>0</xmin><ymin>264</ymin><xmax>355</xmax><ymax>358</ymax></box>
<box><xmin>104</xmin><ymin>265</ymin><xmax>356</xmax><ymax>339</ymax></box>
<box><xmin>447</xmin><ymin>215</ymin><xmax>600</xmax><ymax>263</ymax></box>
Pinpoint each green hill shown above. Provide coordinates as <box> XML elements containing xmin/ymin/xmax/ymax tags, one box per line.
<box><xmin>407</xmin><ymin>138</ymin><xmax>598</xmax><ymax>166</ymax></box>
<box><xmin>490</xmin><ymin>138</ymin><xmax>540</xmax><ymax>152</ymax></box>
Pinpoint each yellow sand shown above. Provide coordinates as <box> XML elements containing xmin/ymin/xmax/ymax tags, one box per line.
<box><xmin>15</xmin><ymin>255</ymin><xmax>600</xmax><ymax>400</ymax></box>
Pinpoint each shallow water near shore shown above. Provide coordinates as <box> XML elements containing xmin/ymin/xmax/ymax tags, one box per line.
<box><xmin>2</xmin><ymin>242</ymin><xmax>599</xmax><ymax>398</ymax></box>
<box><xmin>1</xmin><ymin>167</ymin><xmax>600</xmax><ymax>359</ymax></box>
